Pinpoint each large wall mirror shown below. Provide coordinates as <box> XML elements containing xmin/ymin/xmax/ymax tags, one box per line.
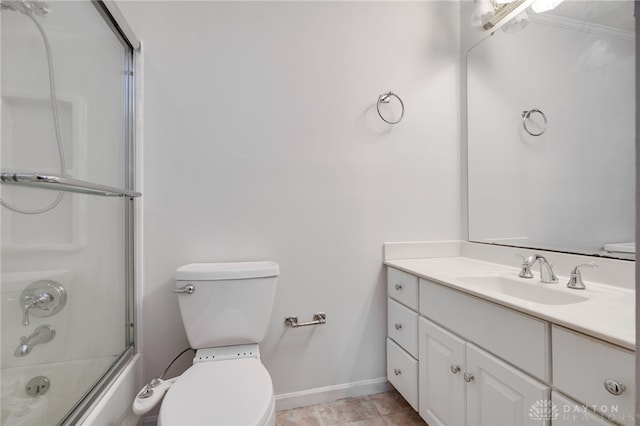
<box><xmin>467</xmin><ymin>0</ymin><xmax>635</xmax><ymax>260</ymax></box>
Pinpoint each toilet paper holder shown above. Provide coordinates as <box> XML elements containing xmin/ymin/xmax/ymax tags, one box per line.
<box><xmin>285</xmin><ymin>312</ymin><xmax>326</xmax><ymax>328</ymax></box>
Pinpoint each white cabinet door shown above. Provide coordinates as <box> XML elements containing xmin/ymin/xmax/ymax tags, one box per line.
<box><xmin>419</xmin><ymin>318</ymin><xmax>466</xmax><ymax>426</ymax></box>
<box><xmin>466</xmin><ymin>344</ymin><xmax>549</xmax><ymax>426</ymax></box>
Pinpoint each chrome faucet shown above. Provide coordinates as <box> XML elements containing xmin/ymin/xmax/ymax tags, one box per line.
<box><xmin>517</xmin><ymin>254</ymin><xmax>558</xmax><ymax>283</ymax></box>
<box><xmin>566</xmin><ymin>263</ymin><xmax>598</xmax><ymax>290</ymax></box>
<box><xmin>14</xmin><ymin>324</ymin><xmax>55</xmax><ymax>357</ymax></box>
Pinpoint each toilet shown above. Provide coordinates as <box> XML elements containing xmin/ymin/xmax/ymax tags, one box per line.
<box><xmin>158</xmin><ymin>261</ymin><xmax>279</xmax><ymax>426</ymax></box>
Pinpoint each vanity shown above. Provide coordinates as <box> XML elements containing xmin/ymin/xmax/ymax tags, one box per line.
<box><xmin>384</xmin><ymin>243</ymin><xmax>635</xmax><ymax>426</ymax></box>
<box><xmin>392</xmin><ymin>1</ymin><xmax>637</xmax><ymax>423</ymax></box>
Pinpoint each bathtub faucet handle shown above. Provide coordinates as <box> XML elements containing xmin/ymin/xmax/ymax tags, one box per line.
<box><xmin>22</xmin><ymin>293</ymin><xmax>53</xmax><ymax>326</ymax></box>
<box><xmin>19</xmin><ymin>280</ymin><xmax>67</xmax><ymax>326</ymax></box>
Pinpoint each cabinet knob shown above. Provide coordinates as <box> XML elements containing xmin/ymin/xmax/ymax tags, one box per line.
<box><xmin>395</xmin><ymin>284</ymin><xmax>403</xmax><ymax>291</ymax></box>
<box><xmin>394</xmin><ymin>323</ymin><xmax>402</xmax><ymax>330</ymax></box>
<box><xmin>463</xmin><ymin>372</ymin><xmax>474</xmax><ymax>383</ymax></box>
<box><xmin>394</xmin><ymin>369</ymin><xmax>402</xmax><ymax>376</ymax></box>
<box><xmin>604</xmin><ymin>379</ymin><xmax>626</xmax><ymax>396</ymax></box>
<box><xmin>450</xmin><ymin>364</ymin><xmax>461</xmax><ymax>374</ymax></box>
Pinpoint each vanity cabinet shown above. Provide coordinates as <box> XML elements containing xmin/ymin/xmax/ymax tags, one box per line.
<box><xmin>419</xmin><ymin>317</ymin><xmax>549</xmax><ymax>426</ymax></box>
<box><xmin>386</xmin><ymin>266</ymin><xmax>630</xmax><ymax>426</ymax></box>
<box><xmin>386</xmin><ymin>268</ymin><xmax>420</xmax><ymax>410</ymax></box>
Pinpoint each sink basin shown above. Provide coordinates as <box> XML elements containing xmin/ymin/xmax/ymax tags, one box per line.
<box><xmin>458</xmin><ymin>275</ymin><xmax>589</xmax><ymax>305</ymax></box>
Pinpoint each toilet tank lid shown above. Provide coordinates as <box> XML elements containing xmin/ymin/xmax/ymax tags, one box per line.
<box><xmin>176</xmin><ymin>261</ymin><xmax>279</xmax><ymax>281</ymax></box>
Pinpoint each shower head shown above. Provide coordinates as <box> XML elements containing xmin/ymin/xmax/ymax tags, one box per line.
<box><xmin>1</xmin><ymin>0</ymin><xmax>50</xmax><ymax>17</ymax></box>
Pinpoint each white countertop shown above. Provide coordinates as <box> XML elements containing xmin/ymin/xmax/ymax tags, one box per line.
<box><xmin>385</xmin><ymin>256</ymin><xmax>635</xmax><ymax>351</ymax></box>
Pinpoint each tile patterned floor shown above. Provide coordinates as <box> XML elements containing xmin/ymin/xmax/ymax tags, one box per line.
<box><xmin>276</xmin><ymin>390</ymin><xmax>427</xmax><ymax>426</ymax></box>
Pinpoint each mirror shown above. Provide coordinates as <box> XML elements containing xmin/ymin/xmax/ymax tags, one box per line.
<box><xmin>467</xmin><ymin>1</ymin><xmax>635</xmax><ymax>260</ymax></box>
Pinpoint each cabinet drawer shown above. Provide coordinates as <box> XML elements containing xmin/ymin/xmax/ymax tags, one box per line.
<box><xmin>387</xmin><ymin>338</ymin><xmax>418</xmax><ymax>411</ymax></box>
<box><xmin>388</xmin><ymin>267</ymin><xmax>418</xmax><ymax>310</ymax></box>
<box><xmin>420</xmin><ymin>278</ymin><xmax>549</xmax><ymax>381</ymax></box>
<box><xmin>388</xmin><ymin>298</ymin><xmax>418</xmax><ymax>358</ymax></box>
<box><xmin>552</xmin><ymin>326</ymin><xmax>634</xmax><ymax>426</ymax></box>
<box><xmin>552</xmin><ymin>392</ymin><xmax>614</xmax><ymax>425</ymax></box>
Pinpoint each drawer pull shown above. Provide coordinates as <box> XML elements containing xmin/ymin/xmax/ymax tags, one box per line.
<box><xmin>463</xmin><ymin>372</ymin><xmax>474</xmax><ymax>383</ymax></box>
<box><xmin>450</xmin><ymin>364</ymin><xmax>461</xmax><ymax>374</ymax></box>
<box><xmin>394</xmin><ymin>323</ymin><xmax>402</xmax><ymax>330</ymax></box>
<box><xmin>604</xmin><ymin>379</ymin><xmax>626</xmax><ymax>396</ymax></box>
<box><xmin>395</xmin><ymin>284</ymin><xmax>403</xmax><ymax>291</ymax></box>
<box><xmin>394</xmin><ymin>369</ymin><xmax>402</xmax><ymax>376</ymax></box>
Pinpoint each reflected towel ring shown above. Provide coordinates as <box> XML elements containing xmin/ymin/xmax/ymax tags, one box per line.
<box><xmin>377</xmin><ymin>92</ymin><xmax>404</xmax><ymax>124</ymax></box>
<box><xmin>522</xmin><ymin>108</ymin><xmax>547</xmax><ymax>136</ymax></box>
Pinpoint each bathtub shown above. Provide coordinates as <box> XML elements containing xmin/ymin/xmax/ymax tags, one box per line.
<box><xmin>2</xmin><ymin>353</ymin><xmax>142</xmax><ymax>425</ymax></box>
<box><xmin>1</xmin><ymin>356</ymin><xmax>115</xmax><ymax>425</ymax></box>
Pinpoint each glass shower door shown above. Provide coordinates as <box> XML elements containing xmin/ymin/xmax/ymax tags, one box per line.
<box><xmin>0</xmin><ymin>1</ymin><xmax>137</xmax><ymax>424</ymax></box>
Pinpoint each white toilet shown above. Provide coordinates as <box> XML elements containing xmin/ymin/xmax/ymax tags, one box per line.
<box><xmin>158</xmin><ymin>261</ymin><xmax>279</xmax><ymax>426</ymax></box>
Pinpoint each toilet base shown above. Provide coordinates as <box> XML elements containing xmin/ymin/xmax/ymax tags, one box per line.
<box><xmin>264</xmin><ymin>395</ymin><xmax>276</xmax><ymax>426</ymax></box>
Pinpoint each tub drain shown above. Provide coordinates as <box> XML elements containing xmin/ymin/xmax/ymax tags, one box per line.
<box><xmin>26</xmin><ymin>376</ymin><xmax>50</xmax><ymax>397</ymax></box>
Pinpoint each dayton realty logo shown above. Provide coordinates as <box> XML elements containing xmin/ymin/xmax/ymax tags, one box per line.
<box><xmin>528</xmin><ymin>400</ymin><xmax>559</xmax><ymax>421</ymax></box>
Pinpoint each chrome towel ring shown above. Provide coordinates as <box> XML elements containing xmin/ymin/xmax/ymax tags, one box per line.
<box><xmin>522</xmin><ymin>108</ymin><xmax>547</xmax><ymax>136</ymax></box>
<box><xmin>377</xmin><ymin>91</ymin><xmax>405</xmax><ymax>124</ymax></box>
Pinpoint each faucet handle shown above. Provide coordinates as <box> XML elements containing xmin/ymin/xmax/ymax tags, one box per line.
<box><xmin>567</xmin><ymin>262</ymin><xmax>598</xmax><ymax>290</ymax></box>
<box><xmin>21</xmin><ymin>293</ymin><xmax>54</xmax><ymax>326</ymax></box>
<box><xmin>515</xmin><ymin>254</ymin><xmax>534</xmax><ymax>278</ymax></box>
<box><xmin>571</xmin><ymin>262</ymin><xmax>598</xmax><ymax>274</ymax></box>
<box><xmin>19</xmin><ymin>280</ymin><xmax>67</xmax><ymax>326</ymax></box>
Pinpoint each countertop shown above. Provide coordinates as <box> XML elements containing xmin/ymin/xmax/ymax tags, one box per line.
<box><xmin>385</xmin><ymin>256</ymin><xmax>635</xmax><ymax>351</ymax></box>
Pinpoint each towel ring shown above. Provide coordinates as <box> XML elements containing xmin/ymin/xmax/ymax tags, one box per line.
<box><xmin>377</xmin><ymin>92</ymin><xmax>404</xmax><ymax>125</ymax></box>
<box><xmin>522</xmin><ymin>108</ymin><xmax>547</xmax><ymax>136</ymax></box>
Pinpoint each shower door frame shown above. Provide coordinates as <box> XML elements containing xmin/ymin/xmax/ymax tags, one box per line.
<box><xmin>55</xmin><ymin>1</ymin><xmax>141</xmax><ymax>424</ymax></box>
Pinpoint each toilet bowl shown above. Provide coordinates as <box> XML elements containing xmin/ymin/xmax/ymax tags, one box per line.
<box><xmin>137</xmin><ymin>261</ymin><xmax>279</xmax><ymax>425</ymax></box>
<box><xmin>158</xmin><ymin>356</ymin><xmax>275</xmax><ymax>426</ymax></box>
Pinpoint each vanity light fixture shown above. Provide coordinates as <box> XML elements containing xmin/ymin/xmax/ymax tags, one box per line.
<box><xmin>473</xmin><ymin>0</ymin><xmax>564</xmax><ymax>31</ymax></box>
<box><xmin>531</xmin><ymin>0</ymin><xmax>564</xmax><ymax>13</ymax></box>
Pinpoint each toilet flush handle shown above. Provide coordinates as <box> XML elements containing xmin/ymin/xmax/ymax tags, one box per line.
<box><xmin>173</xmin><ymin>284</ymin><xmax>195</xmax><ymax>294</ymax></box>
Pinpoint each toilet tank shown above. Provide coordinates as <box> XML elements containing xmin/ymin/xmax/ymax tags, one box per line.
<box><xmin>175</xmin><ymin>261</ymin><xmax>279</xmax><ymax>349</ymax></box>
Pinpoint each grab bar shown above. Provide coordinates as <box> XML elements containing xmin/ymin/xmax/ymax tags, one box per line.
<box><xmin>1</xmin><ymin>173</ymin><xmax>141</xmax><ymax>198</ymax></box>
<box><xmin>285</xmin><ymin>312</ymin><xmax>326</xmax><ymax>328</ymax></box>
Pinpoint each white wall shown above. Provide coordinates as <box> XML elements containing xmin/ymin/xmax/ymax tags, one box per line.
<box><xmin>118</xmin><ymin>0</ymin><xmax>461</xmax><ymax>398</ymax></box>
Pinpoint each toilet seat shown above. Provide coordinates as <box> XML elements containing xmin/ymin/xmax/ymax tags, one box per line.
<box><xmin>158</xmin><ymin>357</ymin><xmax>274</xmax><ymax>426</ymax></box>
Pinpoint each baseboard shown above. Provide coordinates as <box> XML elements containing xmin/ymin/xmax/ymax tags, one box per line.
<box><xmin>275</xmin><ymin>378</ymin><xmax>391</xmax><ymax>411</ymax></box>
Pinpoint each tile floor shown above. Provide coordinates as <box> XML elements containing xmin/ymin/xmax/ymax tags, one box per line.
<box><xmin>275</xmin><ymin>389</ymin><xmax>428</xmax><ymax>426</ymax></box>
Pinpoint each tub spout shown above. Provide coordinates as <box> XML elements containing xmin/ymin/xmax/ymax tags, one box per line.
<box><xmin>14</xmin><ymin>325</ymin><xmax>55</xmax><ymax>357</ymax></box>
